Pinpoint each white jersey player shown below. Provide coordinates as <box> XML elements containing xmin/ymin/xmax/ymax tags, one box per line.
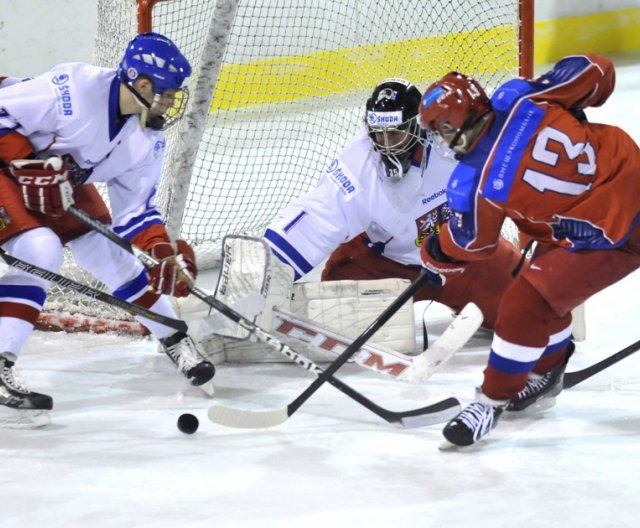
<box><xmin>265</xmin><ymin>79</ymin><xmax>522</xmax><ymax>330</ymax></box>
<box><xmin>0</xmin><ymin>32</ymin><xmax>214</xmax><ymax>428</ymax></box>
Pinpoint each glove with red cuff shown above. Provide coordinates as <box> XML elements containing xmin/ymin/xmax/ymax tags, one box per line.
<box><xmin>420</xmin><ymin>234</ymin><xmax>468</xmax><ymax>287</ymax></box>
<box><xmin>9</xmin><ymin>156</ymin><xmax>75</xmax><ymax>217</ymax></box>
<box><xmin>148</xmin><ymin>240</ymin><xmax>197</xmax><ymax>297</ymax></box>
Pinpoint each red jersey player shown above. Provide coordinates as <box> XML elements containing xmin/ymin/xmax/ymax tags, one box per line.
<box><xmin>418</xmin><ymin>53</ymin><xmax>640</xmax><ymax>447</ymax></box>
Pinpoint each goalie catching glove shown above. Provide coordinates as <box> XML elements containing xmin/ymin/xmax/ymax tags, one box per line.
<box><xmin>420</xmin><ymin>234</ymin><xmax>467</xmax><ymax>286</ymax></box>
<box><xmin>9</xmin><ymin>156</ymin><xmax>75</xmax><ymax>217</ymax></box>
<box><xmin>148</xmin><ymin>240</ymin><xmax>197</xmax><ymax>297</ymax></box>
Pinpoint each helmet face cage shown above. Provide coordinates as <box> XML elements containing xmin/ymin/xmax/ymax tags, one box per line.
<box><xmin>365</xmin><ymin>79</ymin><xmax>423</xmax><ymax>174</ymax></box>
<box><xmin>118</xmin><ymin>32</ymin><xmax>192</xmax><ymax>130</ymax></box>
<box><xmin>149</xmin><ymin>87</ymin><xmax>190</xmax><ymax>130</ymax></box>
<box><xmin>418</xmin><ymin>72</ymin><xmax>491</xmax><ymax>157</ymax></box>
<box><xmin>429</xmin><ymin>126</ymin><xmax>465</xmax><ymax>160</ymax></box>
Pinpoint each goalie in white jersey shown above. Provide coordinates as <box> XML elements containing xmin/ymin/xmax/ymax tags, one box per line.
<box><xmin>265</xmin><ymin>79</ymin><xmax>522</xmax><ymax>332</ymax></box>
<box><xmin>0</xmin><ymin>33</ymin><xmax>215</xmax><ymax>428</ymax></box>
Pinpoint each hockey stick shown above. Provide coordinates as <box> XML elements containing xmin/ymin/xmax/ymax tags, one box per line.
<box><xmin>272</xmin><ymin>303</ymin><xmax>482</xmax><ymax>381</ymax></box>
<box><xmin>0</xmin><ymin>246</ymin><xmax>255</xmax><ymax>340</ymax></box>
<box><xmin>209</xmin><ymin>303</ymin><xmax>470</xmax><ymax>429</ymax></box>
<box><xmin>67</xmin><ymin>205</ymin><xmax>462</xmax><ymax>426</ymax></box>
<box><xmin>0</xmin><ymin>247</ymin><xmax>227</xmax><ymax>394</ymax></box>
<box><xmin>563</xmin><ymin>338</ymin><xmax>640</xmax><ymax>389</ymax></box>
<box><xmin>208</xmin><ymin>271</ymin><xmax>460</xmax><ymax>429</ymax></box>
<box><xmin>202</xmin><ymin>234</ymin><xmax>482</xmax><ymax>381</ymax></box>
<box><xmin>0</xmin><ymin>247</ymin><xmax>188</xmax><ymax>332</ymax></box>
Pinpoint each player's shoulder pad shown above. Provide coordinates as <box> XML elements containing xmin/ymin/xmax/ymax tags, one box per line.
<box><xmin>491</xmin><ymin>78</ymin><xmax>532</xmax><ymax>112</ymax></box>
<box><xmin>539</xmin><ymin>55</ymin><xmax>593</xmax><ymax>85</ymax></box>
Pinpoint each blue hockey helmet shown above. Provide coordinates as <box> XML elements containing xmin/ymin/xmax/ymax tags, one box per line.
<box><xmin>119</xmin><ymin>32</ymin><xmax>191</xmax><ymax>94</ymax></box>
<box><xmin>118</xmin><ymin>32</ymin><xmax>192</xmax><ymax>129</ymax></box>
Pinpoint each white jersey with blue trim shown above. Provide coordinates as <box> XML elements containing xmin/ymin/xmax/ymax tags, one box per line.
<box><xmin>264</xmin><ymin>129</ymin><xmax>457</xmax><ymax>279</ymax></box>
<box><xmin>0</xmin><ymin>62</ymin><xmax>165</xmax><ymax>239</ymax></box>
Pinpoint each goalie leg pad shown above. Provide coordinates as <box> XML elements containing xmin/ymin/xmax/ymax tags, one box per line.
<box><xmin>175</xmin><ymin>236</ymin><xmax>417</xmax><ymax>363</ymax></box>
<box><xmin>215</xmin><ymin>235</ymin><xmax>291</xmax><ymax>340</ymax></box>
<box><xmin>290</xmin><ymin>278</ymin><xmax>416</xmax><ymax>357</ymax></box>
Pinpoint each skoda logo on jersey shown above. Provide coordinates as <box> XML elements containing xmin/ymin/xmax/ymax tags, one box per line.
<box><xmin>52</xmin><ymin>75</ymin><xmax>74</xmax><ymax>117</ymax></box>
<box><xmin>326</xmin><ymin>159</ymin><xmax>358</xmax><ymax>198</ymax></box>
<box><xmin>367</xmin><ymin>111</ymin><xmax>402</xmax><ymax>127</ymax></box>
<box><xmin>51</xmin><ymin>74</ymin><xmax>69</xmax><ymax>85</ymax></box>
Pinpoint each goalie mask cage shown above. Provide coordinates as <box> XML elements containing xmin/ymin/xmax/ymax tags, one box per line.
<box><xmin>37</xmin><ymin>0</ymin><xmax>533</xmax><ymax>333</ymax></box>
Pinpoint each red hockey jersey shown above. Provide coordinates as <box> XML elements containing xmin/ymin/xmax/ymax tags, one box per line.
<box><xmin>440</xmin><ymin>53</ymin><xmax>640</xmax><ymax>261</ymax></box>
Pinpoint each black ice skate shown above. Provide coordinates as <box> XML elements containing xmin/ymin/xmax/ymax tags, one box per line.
<box><xmin>441</xmin><ymin>398</ymin><xmax>505</xmax><ymax>448</ymax></box>
<box><xmin>0</xmin><ymin>355</ymin><xmax>53</xmax><ymax>428</ymax></box>
<box><xmin>505</xmin><ymin>342</ymin><xmax>575</xmax><ymax>412</ymax></box>
<box><xmin>159</xmin><ymin>332</ymin><xmax>215</xmax><ymax>395</ymax></box>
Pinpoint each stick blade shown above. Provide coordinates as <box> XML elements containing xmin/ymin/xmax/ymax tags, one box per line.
<box><xmin>571</xmin><ymin>303</ymin><xmax>587</xmax><ymax>342</ymax></box>
<box><xmin>399</xmin><ymin>397</ymin><xmax>462</xmax><ymax>428</ymax></box>
<box><xmin>187</xmin><ymin>292</ymin><xmax>266</xmax><ymax>340</ymax></box>
<box><xmin>207</xmin><ymin>404</ymin><xmax>289</xmax><ymax>429</ymax></box>
<box><xmin>408</xmin><ymin>302</ymin><xmax>483</xmax><ymax>382</ymax></box>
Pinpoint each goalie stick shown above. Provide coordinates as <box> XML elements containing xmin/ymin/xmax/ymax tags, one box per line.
<box><xmin>67</xmin><ymin>205</ymin><xmax>462</xmax><ymax>427</ymax></box>
<box><xmin>563</xmin><ymin>338</ymin><xmax>640</xmax><ymax>389</ymax></box>
<box><xmin>271</xmin><ymin>303</ymin><xmax>482</xmax><ymax>382</ymax></box>
<box><xmin>206</xmin><ymin>271</ymin><xmax>465</xmax><ymax>429</ymax></box>
<box><xmin>209</xmin><ymin>304</ymin><xmax>473</xmax><ymax>429</ymax></box>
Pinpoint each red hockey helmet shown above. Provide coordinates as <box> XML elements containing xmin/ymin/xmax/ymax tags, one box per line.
<box><xmin>418</xmin><ymin>72</ymin><xmax>491</xmax><ymax>158</ymax></box>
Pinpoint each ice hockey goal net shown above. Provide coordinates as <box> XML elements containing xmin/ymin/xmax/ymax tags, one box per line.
<box><xmin>36</xmin><ymin>0</ymin><xmax>533</xmax><ymax>332</ymax></box>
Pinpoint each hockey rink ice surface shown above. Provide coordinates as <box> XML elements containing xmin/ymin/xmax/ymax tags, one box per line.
<box><xmin>3</xmin><ymin>57</ymin><xmax>640</xmax><ymax>528</ymax></box>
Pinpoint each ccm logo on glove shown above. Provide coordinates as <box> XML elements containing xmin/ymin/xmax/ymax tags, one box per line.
<box><xmin>9</xmin><ymin>156</ymin><xmax>75</xmax><ymax>217</ymax></box>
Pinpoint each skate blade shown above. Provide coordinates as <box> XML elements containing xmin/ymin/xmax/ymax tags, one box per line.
<box><xmin>438</xmin><ymin>439</ymin><xmax>460</xmax><ymax>451</ymax></box>
<box><xmin>505</xmin><ymin>396</ymin><xmax>557</xmax><ymax>417</ymax></box>
<box><xmin>438</xmin><ymin>438</ymin><xmax>480</xmax><ymax>451</ymax></box>
<box><xmin>531</xmin><ymin>396</ymin><xmax>557</xmax><ymax>412</ymax></box>
<box><xmin>196</xmin><ymin>380</ymin><xmax>215</xmax><ymax>397</ymax></box>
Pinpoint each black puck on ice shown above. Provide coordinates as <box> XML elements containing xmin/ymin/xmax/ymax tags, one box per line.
<box><xmin>177</xmin><ymin>413</ymin><xmax>199</xmax><ymax>434</ymax></box>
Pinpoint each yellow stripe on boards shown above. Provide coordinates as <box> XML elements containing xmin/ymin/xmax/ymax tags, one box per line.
<box><xmin>209</xmin><ymin>25</ymin><xmax>519</xmax><ymax>111</ymax></box>
<box><xmin>206</xmin><ymin>7</ymin><xmax>640</xmax><ymax>112</ymax></box>
<box><xmin>535</xmin><ymin>7</ymin><xmax>640</xmax><ymax>64</ymax></box>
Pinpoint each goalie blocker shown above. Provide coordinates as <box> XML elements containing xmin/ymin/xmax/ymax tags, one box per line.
<box><xmin>173</xmin><ymin>235</ymin><xmax>419</xmax><ymax>364</ymax></box>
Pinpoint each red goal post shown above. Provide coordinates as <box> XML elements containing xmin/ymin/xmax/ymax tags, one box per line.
<box><xmin>36</xmin><ymin>0</ymin><xmax>534</xmax><ymax>333</ymax></box>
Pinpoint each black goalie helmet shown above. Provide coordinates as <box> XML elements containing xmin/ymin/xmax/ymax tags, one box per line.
<box><xmin>365</xmin><ymin>78</ymin><xmax>422</xmax><ymax>178</ymax></box>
